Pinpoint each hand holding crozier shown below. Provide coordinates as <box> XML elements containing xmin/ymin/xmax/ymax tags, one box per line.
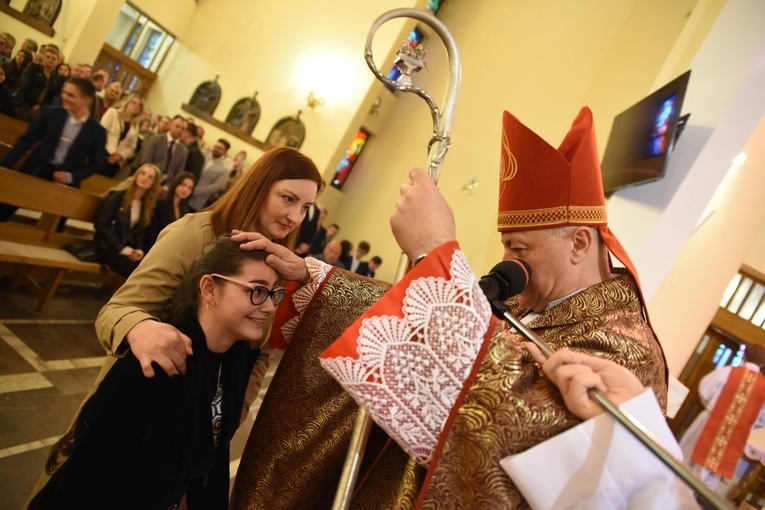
<box><xmin>390</xmin><ymin>167</ymin><xmax>456</xmax><ymax>261</ymax></box>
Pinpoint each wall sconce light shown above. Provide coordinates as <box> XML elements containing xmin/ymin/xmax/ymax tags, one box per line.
<box><xmin>462</xmin><ymin>177</ymin><xmax>479</xmax><ymax>195</ymax></box>
<box><xmin>306</xmin><ymin>91</ymin><xmax>325</xmax><ymax>110</ymax></box>
<box><xmin>369</xmin><ymin>96</ymin><xmax>382</xmax><ymax>117</ymax></box>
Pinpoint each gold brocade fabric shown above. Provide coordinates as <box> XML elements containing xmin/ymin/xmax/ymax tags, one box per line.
<box><xmin>229</xmin><ymin>269</ymin><xmax>397</xmax><ymax>510</ymax></box>
<box><xmin>230</xmin><ymin>268</ymin><xmax>666</xmax><ymax>510</ymax></box>
<box><xmin>418</xmin><ymin>271</ymin><xmax>668</xmax><ymax>509</ymax></box>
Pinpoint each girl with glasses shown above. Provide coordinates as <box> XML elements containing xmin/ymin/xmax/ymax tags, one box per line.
<box><xmin>28</xmin><ymin>236</ymin><xmax>285</xmax><ymax>509</ymax></box>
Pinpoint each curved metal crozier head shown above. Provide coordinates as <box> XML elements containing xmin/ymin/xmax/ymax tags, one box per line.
<box><xmin>331</xmin><ymin>11</ymin><xmax>465</xmax><ymax>510</ymax></box>
<box><xmin>365</xmin><ymin>8</ymin><xmax>461</xmax><ymax>184</ymax></box>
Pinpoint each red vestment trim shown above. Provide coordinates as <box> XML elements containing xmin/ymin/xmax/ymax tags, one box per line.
<box><xmin>691</xmin><ymin>367</ymin><xmax>765</xmax><ymax>478</ymax></box>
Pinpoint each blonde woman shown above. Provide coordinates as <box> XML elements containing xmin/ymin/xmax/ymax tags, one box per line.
<box><xmin>100</xmin><ymin>91</ymin><xmax>143</xmax><ymax>179</ymax></box>
<box><xmin>93</xmin><ymin>163</ymin><xmax>161</xmax><ymax>277</ymax></box>
<box><xmin>97</xmin><ymin>80</ymin><xmax>122</xmax><ymax>119</ymax></box>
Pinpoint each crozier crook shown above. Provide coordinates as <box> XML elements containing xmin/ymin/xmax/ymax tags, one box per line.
<box><xmin>332</xmin><ymin>8</ymin><xmax>462</xmax><ymax>510</ymax></box>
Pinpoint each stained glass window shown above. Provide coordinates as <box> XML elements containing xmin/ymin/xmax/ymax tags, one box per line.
<box><xmin>332</xmin><ymin>129</ymin><xmax>370</xmax><ymax>190</ymax></box>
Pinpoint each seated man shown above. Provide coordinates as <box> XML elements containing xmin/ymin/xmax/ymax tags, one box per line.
<box><xmin>188</xmin><ymin>138</ymin><xmax>229</xmax><ymax>211</ymax></box>
<box><xmin>0</xmin><ymin>77</ymin><xmax>106</xmax><ymax>221</ymax></box>
<box><xmin>346</xmin><ymin>240</ymin><xmax>370</xmax><ymax>273</ymax></box>
<box><xmin>312</xmin><ymin>239</ymin><xmax>345</xmax><ymax>269</ymax></box>
<box><xmin>357</xmin><ymin>255</ymin><xmax>382</xmax><ymax>278</ymax></box>
<box><xmin>308</xmin><ymin>222</ymin><xmax>339</xmax><ymax>256</ymax></box>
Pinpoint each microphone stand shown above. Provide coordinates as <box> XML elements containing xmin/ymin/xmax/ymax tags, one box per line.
<box><xmin>490</xmin><ymin>299</ymin><xmax>733</xmax><ymax>510</ymax></box>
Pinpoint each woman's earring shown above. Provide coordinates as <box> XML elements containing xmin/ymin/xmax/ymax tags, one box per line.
<box><xmin>206</xmin><ymin>301</ymin><xmax>215</xmax><ymax>310</ymax></box>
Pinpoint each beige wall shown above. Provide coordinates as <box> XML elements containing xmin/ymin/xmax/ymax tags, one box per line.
<box><xmin>1</xmin><ymin>0</ymin><xmax>190</xmax><ymax>67</ymax></box>
<box><xmin>606</xmin><ymin>0</ymin><xmax>765</xmax><ymax>380</ymax></box>
<box><xmin>323</xmin><ymin>0</ymin><xmax>704</xmax><ymax>285</ymax></box>
<box><xmin>130</xmin><ymin>0</ymin><xmax>196</xmax><ymax>38</ymax></box>
<box><xmin>142</xmin><ymin>0</ymin><xmax>417</xmax><ymax>173</ymax></box>
<box><xmin>3</xmin><ymin>0</ymin><xmax>107</xmax><ymax>63</ymax></box>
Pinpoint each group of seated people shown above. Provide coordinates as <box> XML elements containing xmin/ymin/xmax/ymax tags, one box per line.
<box><xmin>312</xmin><ymin>238</ymin><xmax>382</xmax><ymax>277</ymax></box>
<box><xmin>0</xmin><ymin>35</ymin><xmax>105</xmax><ymax>121</ymax></box>
<box><xmin>0</xmin><ymin>32</ymin><xmax>258</xmax><ymax>280</ymax></box>
<box><xmin>92</xmin><ymin>165</ymin><xmax>197</xmax><ymax>278</ymax></box>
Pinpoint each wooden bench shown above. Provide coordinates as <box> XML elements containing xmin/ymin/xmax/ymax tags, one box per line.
<box><xmin>0</xmin><ymin>112</ymin><xmax>120</xmax><ymax>196</ymax></box>
<box><xmin>0</xmin><ymin>167</ymin><xmax>123</xmax><ymax>311</ymax></box>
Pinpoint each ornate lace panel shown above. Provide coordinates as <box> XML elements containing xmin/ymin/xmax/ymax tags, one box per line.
<box><xmin>280</xmin><ymin>257</ymin><xmax>332</xmax><ymax>345</ymax></box>
<box><xmin>320</xmin><ymin>249</ymin><xmax>492</xmax><ymax>466</ymax></box>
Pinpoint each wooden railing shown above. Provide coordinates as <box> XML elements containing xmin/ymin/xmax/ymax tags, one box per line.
<box><xmin>93</xmin><ymin>44</ymin><xmax>158</xmax><ymax>97</ymax></box>
<box><xmin>720</xmin><ymin>264</ymin><xmax>765</xmax><ymax>331</ymax></box>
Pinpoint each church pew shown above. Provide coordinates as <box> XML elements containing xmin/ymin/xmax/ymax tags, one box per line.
<box><xmin>0</xmin><ymin>167</ymin><xmax>122</xmax><ymax>311</ymax></box>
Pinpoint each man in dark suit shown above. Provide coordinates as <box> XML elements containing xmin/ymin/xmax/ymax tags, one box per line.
<box><xmin>308</xmin><ymin>222</ymin><xmax>339</xmax><ymax>257</ymax></box>
<box><xmin>180</xmin><ymin>122</ymin><xmax>204</xmax><ymax>182</ymax></box>
<box><xmin>345</xmin><ymin>240</ymin><xmax>370</xmax><ymax>273</ymax></box>
<box><xmin>139</xmin><ymin>114</ymin><xmax>188</xmax><ymax>184</ymax></box>
<box><xmin>294</xmin><ymin>179</ymin><xmax>326</xmax><ymax>256</ymax></box>
<box><xmin>0</xmin><ymin>77</ymin><xmax>107</xmax><ymax>221</ymax></box>
<box><xmin>356</xmin><ymin>255</ymin><xmax>382</xmax><ymax>278</ymax></box>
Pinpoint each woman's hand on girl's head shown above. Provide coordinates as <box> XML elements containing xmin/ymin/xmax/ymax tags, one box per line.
<box><xmin>230</xmin><ymin>230</ymin><xmax>269</xmax><ymax>248</ymax></box>
<box><xmin>231</xmin><ymin>230</ymin><xmax>309</xmax><ymax>284</ymax></box>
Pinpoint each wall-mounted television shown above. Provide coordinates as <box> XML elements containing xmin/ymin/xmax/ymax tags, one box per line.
<box><xmin>600</xmin><ymin>70</ymin><xmax>691</xmax><ymax>194</ymax></box>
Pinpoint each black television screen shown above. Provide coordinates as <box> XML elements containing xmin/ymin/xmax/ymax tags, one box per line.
<box><xmin>600</xmin><ymin>70</ymin><xmax>691</xmax><ymax>194</ymax></box>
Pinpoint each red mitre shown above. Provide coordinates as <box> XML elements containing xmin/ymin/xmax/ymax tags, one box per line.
<box><xmin>497</xmin><ymin>107</ymin><xmax>644</xmax><ymax>306</ymax></box>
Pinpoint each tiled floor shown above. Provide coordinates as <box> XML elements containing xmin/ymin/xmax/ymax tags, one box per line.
<box><xmin>0</xmin><ymin>278</ymin><xmax>268</xmax><ymax>509</ymax></box>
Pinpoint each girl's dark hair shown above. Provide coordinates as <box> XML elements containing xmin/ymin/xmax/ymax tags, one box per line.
<box><xmin>46</xmin><ymin>235</ymin><xmax>271</xmax><ymax>474</ymax></box>
<box><xmin>164</xmin><ymin>171</ymin><xmax>196</xmax><ymax>220</ymax></box>
<box><xmin>208</xmin><ymin>147</ymin><xmax>322</xmax><ymax>251</ymax></box>
<box><xmin>162</xmin><ymin>234</ymin><xmax>269</xmax><ymax>323</ymax></box>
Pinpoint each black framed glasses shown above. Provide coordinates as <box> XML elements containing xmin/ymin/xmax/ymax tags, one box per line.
<box><xmin>211</xmin><ymin>274</ymin><xmax>286</xmax><ymax>305</ymax></box>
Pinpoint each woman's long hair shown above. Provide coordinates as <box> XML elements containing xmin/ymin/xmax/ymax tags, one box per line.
<box><xmin>4</xmin><ymin>49</ymin><xmax>32</xmax><ymax>85</ymax></box>
<box><xmin>164</xmin><ymin>171</ymin><xmax>196</xmax><ymax>220</ymax></box>
<box><xmin>209</xmin><ymin>147</ymin><xmax>322</xmax><ymax>250</ymax></box>
<box><xmin>46</xmin><ymin>235</ymin><xmax>270</xmax><ymax>475</ymax></box>
<box><xmin>120</xmin><ymin>163</ymin><xmax>162</xmax><ymax>226</ymax></box>
<box><xmin>116</xmin><ymin>91</ymin><xmax>144</xmax><ymax>127</ymax></box>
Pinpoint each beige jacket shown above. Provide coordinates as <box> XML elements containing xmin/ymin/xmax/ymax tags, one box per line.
<box><xmin>97</xmin><ymin>211</ymin><xmax>214</xmax><ymax>352</ymax></box>
<box><xmin>96</xmin><ymin>210</ymin><xmax>272</xmax><ymax>376</ymax></box>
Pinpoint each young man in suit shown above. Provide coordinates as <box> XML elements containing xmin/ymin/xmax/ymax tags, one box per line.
<box><xmin>180</xmin><ymin>122</ymin><xmax>204</xmax><ymax>182</ymax></box>
<box><xmin>356</xmin><ymin>255</ymin><xmax>382</xmax><ymax>278</ymax></box>
<box><xmin>0</xmin><ymin>77</ymin><xmax>107</xmax><ymax>221</ymax></box>
<box><xmin>294</xmin><ymin>179</ymin><xmax>326</xmax><ymax>256</ymax></box>
<box><xmin>345</xmin><ymin>240</ymin><xmax>370</xmax><ymax>273</ymax></box>
<box><xmin>139</xmin><ymin>114</ymin><xmax>188</xmax><ymax>184</ymax></box>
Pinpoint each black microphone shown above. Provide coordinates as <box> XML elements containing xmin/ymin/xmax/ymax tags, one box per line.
<box><xmin>479</xmin><ymin>259</ymin><xmax>532</xmax><ymax>302</ymax></box>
